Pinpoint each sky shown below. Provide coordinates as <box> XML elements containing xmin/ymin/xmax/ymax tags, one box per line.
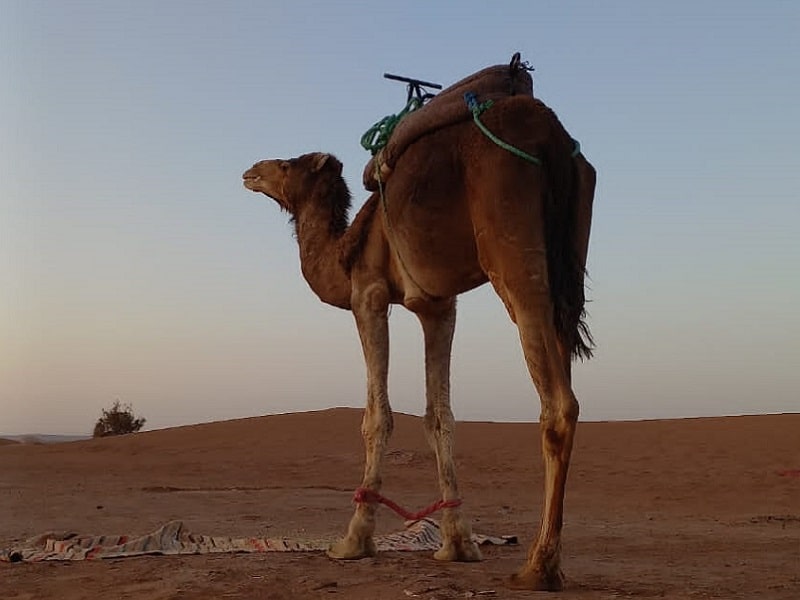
<box><xmin>1</xmin><ymin>1</ymin><xmax>798</xmax><ymax>435</ymax></box>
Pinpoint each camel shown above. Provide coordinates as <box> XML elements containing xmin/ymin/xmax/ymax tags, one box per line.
<box><xmin>242</xmin><ymin>91</ymin><xmax>595</xmax><ymax>591</ymax></box>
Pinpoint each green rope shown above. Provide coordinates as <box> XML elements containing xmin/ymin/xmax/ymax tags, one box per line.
<box><xmin>361</xmin><ymin>97</ymin><xmax>423</xmax><ymax>155</ymax></box>
<box><xmin>466</xmin><ymin>94</ymin><xmax>582</xmax><ymax>163</ymax></box>
<box><xmin>467</xmin><ymin>97</ymin><xmax>542</xmax><ymax>166</ymax></box>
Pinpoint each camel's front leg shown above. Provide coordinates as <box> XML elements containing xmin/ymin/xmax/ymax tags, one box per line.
<box><xmin>417</xmin><ymin>299</ymin><xmax>482</xmax><ymax>562</ymax></box>
<box><xmin>328</xmin><ymin>283</ymin><xmax>391</xmax><ymax>560</ymax></box>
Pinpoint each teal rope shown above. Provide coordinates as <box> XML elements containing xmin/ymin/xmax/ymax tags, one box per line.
<box><xmin>465</xmin><ymin>95</ymin><xmax>542</xmax><ymax>166</ymax></box>
<box><xmin>361</xmin><ymin>97</ymin><xmax>423</xmax><ymax>156</ymax></box>
<box><xmin>464</xmin><ymin>92</ymin><xmax>582</xmax><ymax>163</ymax></box>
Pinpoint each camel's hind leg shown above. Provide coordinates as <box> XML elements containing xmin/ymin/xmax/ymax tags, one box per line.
<box><xmin>506</xmin><ymin>308</ymin><xmax>578</xmax><ymax>591</ymax></box>
<box><xmin>327</xmin><ymin>282</ymin><xmax>392</xmax><ymax>560</ymax></box>
<box><xmin>416</xmin><ymin>299</ymin><xmax>482</xmax><ymax>562</ymax></box>
<box><xmin>474</xmin><ymin>210</ymin><xmax>579</xmax><ymax>591</ymax></box>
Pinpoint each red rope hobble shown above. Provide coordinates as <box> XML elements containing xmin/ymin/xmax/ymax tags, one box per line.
<box><xmin>777</xmin><ymin>469</ymin><xmax>800</xmax><ymax>477</ymax></box>
<box><xmin>353</xmin><ymin>487</ymin><xmax>462</xmax><ymax>521</ymax></box>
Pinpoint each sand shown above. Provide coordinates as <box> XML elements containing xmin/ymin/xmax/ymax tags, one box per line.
<box><xmin>1</xmin><ymin>409</ymin><xmax>798</xmax><ymax>599</ymax></box>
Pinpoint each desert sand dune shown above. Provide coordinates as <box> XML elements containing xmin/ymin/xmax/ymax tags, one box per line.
<box><xmin>1</xmin><ymin>409</ymin><xmax>798</xmax><ymax>599</ymax></box>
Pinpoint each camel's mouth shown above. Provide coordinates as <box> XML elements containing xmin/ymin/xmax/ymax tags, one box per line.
<box><xmin>243</xmin><ymin>171</ymin><xmax>288</xmax><ymax>209</ymax></box>
<box><xmin>242</xmin><ymin>168</ymin><xmax>262</xmax><ymax>191</ymax></box>
<box><xmin>242</xmin><ymin>163</ymin><xmax>291</xmax><ymax>211</ymax></box>
<box><xmin>242</xmin><ymin>174</ymin><xmax>260</xmax><ymax>191</ymax></box>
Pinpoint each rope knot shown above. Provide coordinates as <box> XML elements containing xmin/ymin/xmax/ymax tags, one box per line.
<box><xmin>463</xmin><ymin>92</ymin><xmax>494</xmax><ymax>117</ymax></box>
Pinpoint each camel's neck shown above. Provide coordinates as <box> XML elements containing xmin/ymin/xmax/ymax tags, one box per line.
<box><xmin>294</xmin><ymin>202</ymin><xmax>352</xmax><ymax>310</ymax></box>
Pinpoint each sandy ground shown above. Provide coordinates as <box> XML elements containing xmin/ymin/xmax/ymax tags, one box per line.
<box><xmin>1</xmin><ymin>409</ymin><xmax>798</xmax><ymax>599</ymax></box>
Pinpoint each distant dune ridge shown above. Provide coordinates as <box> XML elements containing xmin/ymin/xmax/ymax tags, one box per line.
<box><xmin>0</xmin><ymin>434</ymin><xmax>89</xmax><ymax>445</ymax></box>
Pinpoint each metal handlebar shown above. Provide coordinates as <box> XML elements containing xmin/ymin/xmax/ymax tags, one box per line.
<box><xmin>383</xmin><ymin>72</ymin><xmax>442</xmax><ymax>104</ymax></box>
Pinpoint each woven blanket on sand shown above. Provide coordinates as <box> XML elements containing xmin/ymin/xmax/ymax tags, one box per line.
<box><xmin>2</xmin><ymin>519</ymin><xmax>516</xmax><ymax>563</ymax></box>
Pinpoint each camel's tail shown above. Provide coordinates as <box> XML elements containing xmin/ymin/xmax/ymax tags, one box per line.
<box><xmin>542</xmin><ymin>111</ymin><xmax>595</xmax><ymax>360</ymax></box>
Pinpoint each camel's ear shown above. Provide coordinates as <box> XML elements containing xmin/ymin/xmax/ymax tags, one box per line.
<box><xmin>310</xmin><ymin>152</ymin><xmax>342</xmax><ymax>175</ymax></box>
<box><xmin>311</xmin><ymin>153</ymin><xmax>330</xmax><ymax>172</ymax></box>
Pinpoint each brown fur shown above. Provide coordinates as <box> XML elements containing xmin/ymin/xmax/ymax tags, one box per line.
<box><xmin>243</xmin><ymin>89</ymin><xmax>595</xmax><ymax>591</ymax></box>
<box><xmin>340</xmin><ymin>193</ymin><xmax>381</xmax><ymax>274</ymax></box>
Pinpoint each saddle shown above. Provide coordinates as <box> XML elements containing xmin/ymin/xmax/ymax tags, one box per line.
<box><xmin>363</xmin><ymin>55</ymin><xmax>534</xmax><ymax>191</ymax></box>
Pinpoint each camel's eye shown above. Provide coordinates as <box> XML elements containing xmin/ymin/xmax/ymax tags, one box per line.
<box><xmin>280</xmin><ymin>161</ymin><xmax>290</xmax><ymax>171</ymax></box>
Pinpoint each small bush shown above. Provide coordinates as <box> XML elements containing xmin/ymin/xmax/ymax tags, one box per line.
<box><xmin>93</xmin><ymin>401</ymin><xmax>146</xmax><ymax>438</ymax></box>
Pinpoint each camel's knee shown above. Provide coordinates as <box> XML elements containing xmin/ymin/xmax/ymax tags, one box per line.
<box><xmin>424</xmin><ymin>404</ymin><xmax>454</xmax><ymax>438</ymax></box>
<box><xmin>423</xmin><ymin>409</ymin><xmax>453</xmax><ymax>456</ymax></box>
<box><xmin>540</xmin><ymin>394</ymin><xmax>579</xmax><ymax>457</ymax></box>
<box><xmin>541</xmin><ymin>391</ymin><xmax>579</xmax><ymax>424</ymax></box>
<box><xmin>423</xmin><ymin>410</ymin><xmax>437</xmax><ymax>440</ymax></box>
<box><xmin>361</xmin><ymin>405</ymin><xmax>394</xmax><ymax>440</ymax></box>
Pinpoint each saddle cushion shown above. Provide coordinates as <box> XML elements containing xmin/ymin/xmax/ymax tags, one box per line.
<box><xmin>363</xmin><ymin>62</ymin><xmax>534</xmax><ymax>191</ymax></box>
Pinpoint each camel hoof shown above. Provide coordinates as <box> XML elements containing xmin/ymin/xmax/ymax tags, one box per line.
<box><xmin>508</xmin><ymin>568</ymin><xmax>565</xmax><ymax>591</ymax></box>
<box><xmin>326</xmin><ymin>536</ymin><xmax>377</xmax><ymax>560</ymax></box>
<box><xmin>433</xmin><ymin>540</ymin><xmax>482</xmax><ymax>562</ymax></box>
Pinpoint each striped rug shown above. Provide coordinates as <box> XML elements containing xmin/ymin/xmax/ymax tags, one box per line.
<box><xmin>2</xmin><ymin>519</ymin><xmax>516</xmax><ymax>562</ymax></box>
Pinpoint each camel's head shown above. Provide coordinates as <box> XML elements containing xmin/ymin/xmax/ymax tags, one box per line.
<box><xmin>242</xmin><ymin>152</ymin><xmax>343</xmax><ymax>214</ymax></box>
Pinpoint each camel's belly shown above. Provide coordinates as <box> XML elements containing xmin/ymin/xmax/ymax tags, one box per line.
<box><xmin>386</xmin><ymin>198</ymin><xmax>487</xmax><ymax>298</ymax></box>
